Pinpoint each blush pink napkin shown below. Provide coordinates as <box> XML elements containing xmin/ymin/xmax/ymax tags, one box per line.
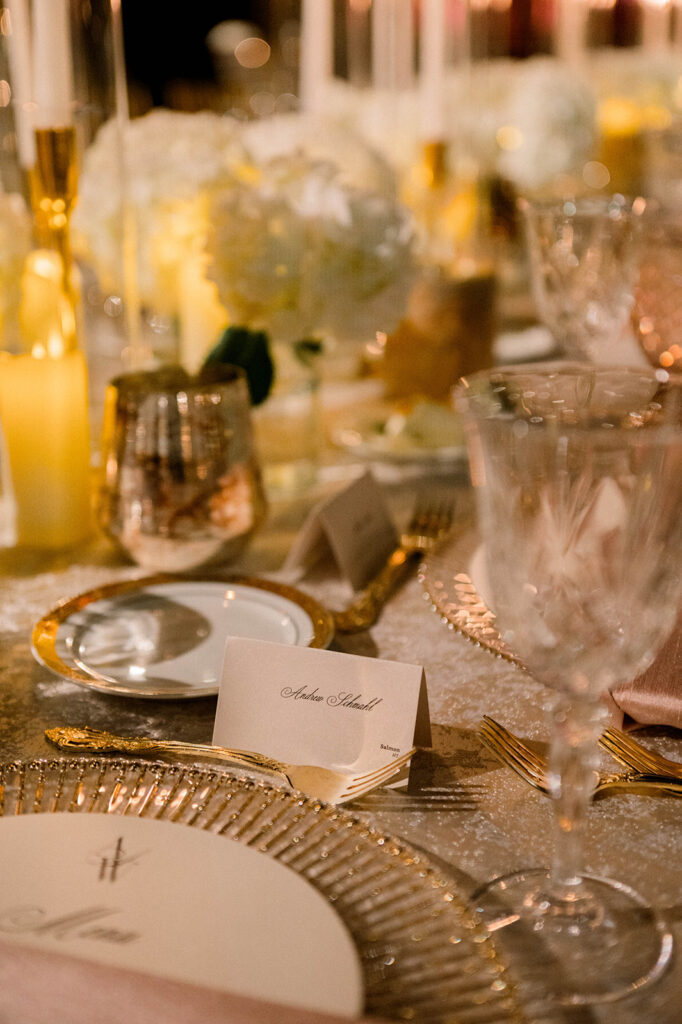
<box><xmin>0</xmin><ymin>939</ymin><xmax>386</xmax><ymax>1024</ymax></box>
<box><xmin>609</xmin><ymin>615</ymin><xmax>682</xmax><ymax>730</ymax></box>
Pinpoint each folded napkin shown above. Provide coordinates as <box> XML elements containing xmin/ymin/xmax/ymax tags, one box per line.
<box><xmin>0</xmin><ymin>939</ymin><xmax>387</xmax><ymax>1024</ymax></box>
<box><xmin>609</xmin><ymin>613</ymin><xmax>682</xmax><ymax>730</ymax></box>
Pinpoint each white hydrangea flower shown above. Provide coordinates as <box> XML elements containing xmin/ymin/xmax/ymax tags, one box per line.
<box><xmin>73</xmin><ymin>109</ymin><xmax>246</xmax><ymax>311</ymax></box>
<box><xmin>493</xmin><ymin>58</ymin><xmax>596</xmax><ymax>191</ymax></box>
<box><xmin>321</xmin><ymin>57</ymin><xmax>597</xmax><ymax>191</ymax></box>
<box><xmin>240</xmin><ymin>111</ymin><xmax>398</xmax><ymax>196</ymax></box>
<box><xmin>73</xmin><ymin>107</ymin><xmax>413</xmax><ymax>346</ymax></box>
<box><xmin>206</xmin><ymin>152</ymin><xmax>416</xmax><ymax>345</ymax></box>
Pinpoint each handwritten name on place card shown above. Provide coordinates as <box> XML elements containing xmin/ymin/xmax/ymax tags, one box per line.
<box><xmin>213</xmin><ymin>637</ymin><xmax>431</xmax><ymax>770</ymax></box>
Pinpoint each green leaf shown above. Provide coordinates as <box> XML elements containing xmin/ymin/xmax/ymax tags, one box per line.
<box><xmin>201</xmin><ymin>326</ymin><xmax>274</xmax><ymax>406</ymax></box>
<box><xmin>293</xmin><ymin>337</ymin><xmax>324</xmax><ymax>366</ymax></box>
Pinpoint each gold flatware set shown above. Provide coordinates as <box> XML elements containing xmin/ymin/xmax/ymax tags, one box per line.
<box><xmin>46</xmin><ymin>725</ymin><xmax>415</xmax><ymax>806</ymax></box>
<box><xmin>480</xmin><ymin>715</ymin><xmax>682</xmax><ymax>798</ymax></box>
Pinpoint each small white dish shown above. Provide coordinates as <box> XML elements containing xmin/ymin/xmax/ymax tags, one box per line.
<box><xmin>332</xmin><ymin>399</ymin><xmax>466</xmax><ymax>465</ymax></box>
<box><xmin>32</xmin><ymin>575</ymin><xmax>334</xmax><ymax>699</ymax></box>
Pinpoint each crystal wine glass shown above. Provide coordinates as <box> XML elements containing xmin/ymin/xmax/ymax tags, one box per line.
<box><xmin>455</xmin><ymin>362</ymin><xmax>682</xmax><ymax>1006</ymax></box>
<box><xmin>521</xmin><ymin>196</ymin><xmax>646</xmax><ymax>362</ymax></box>
<box><xmin>631</xmin><ymin>209</ymin><xmax>682</xmax><ymax>374</ymax></box>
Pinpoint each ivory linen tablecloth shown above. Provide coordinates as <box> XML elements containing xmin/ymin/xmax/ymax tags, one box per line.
<box><xmin>0</xmin><ymin>465</ymin><xmax>679</xmax><ymax>1024</ymax></box>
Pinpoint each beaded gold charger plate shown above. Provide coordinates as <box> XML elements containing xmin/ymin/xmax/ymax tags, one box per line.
<box><xmin>0</xmin><ymin>757</ymin><xmax>523</xmax><ymax>1024</ymax></box>
<box><xmin>419</xmin><ymin>528</ymin><xmax>521</xmax><ymax>665</ymax></box>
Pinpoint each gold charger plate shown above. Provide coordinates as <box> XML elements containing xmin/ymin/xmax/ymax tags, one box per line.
<box><xmin>0</xmin><ymin>757</ymin><xmax>524</xmax><ymax>1024</ymax></box>
<box><xmin>419</xmin><ymin>528</ymin><xmax>521</xmax><ymax>664</ymax></box>
<box><xmin>31</xmin><ymin>574</ymin><xmax>335</xmax><ymax>700</ymax></box>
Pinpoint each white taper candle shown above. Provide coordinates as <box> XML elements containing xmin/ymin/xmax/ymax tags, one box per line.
<box><xmin>32</xmin><ymin>0</ymin><xmax>74</xmax><ymax>128</ymax></box>
<box><xmin>419</xmin><ymin>0</ymin><xmax>447</xmax><ymax>140</ymax></box>
<box><xmin>299</xmin><ymin>0</ymin><xmax>334</xmax><ymax>114</ymax></box>
<box><xmin>4</xmin><ymin>0</ymin><xmax>35</xmax><ymax>167</ymax></box>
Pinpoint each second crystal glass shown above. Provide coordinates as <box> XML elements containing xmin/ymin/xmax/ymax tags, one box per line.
<box><xmin>520</xmin><ymin>195</ymin><xmax>646</xmax><ymax>363</ymax></box>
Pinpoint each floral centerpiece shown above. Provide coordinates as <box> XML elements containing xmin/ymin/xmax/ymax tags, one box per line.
<box><xmin>323</xmin><ymin>56</ymin><xmax>597</xmax><ymax>194</ymax></box>
<box><xmin>73</xmin><ymin>109</ymin><xmax>416</xmax><ymax>381</ymax></box>
<box><xmin>206</xmin><ymin>142</ymin><xmax>415</xmax><ymax>352</ymax></box>
<box><xmin>73</xmin><ymin>108</ymin><xmax>417</xmax><ymax>492</ymax></box>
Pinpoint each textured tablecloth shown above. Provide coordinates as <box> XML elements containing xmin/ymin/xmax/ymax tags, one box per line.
<box><xmin>0</xmin><ymin>465</ymin><xmax>680</xmax><ymax>1024</ymax></box>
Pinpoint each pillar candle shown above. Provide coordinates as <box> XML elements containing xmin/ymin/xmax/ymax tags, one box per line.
<box><xmin>0</xmin><ymin>349</ymin><xmax>91</xmax><ymax>548</ymax></box>
<box><xmin>178</xmin><ymin>253</ymin><xmax>228</xmax><ymax>374</ymax></box>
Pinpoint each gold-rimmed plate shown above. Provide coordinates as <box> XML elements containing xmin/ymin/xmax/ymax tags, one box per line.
<box><xmin>419</xmin><ymin>528</ymin><xmax>521</xmax><ymax>664</ymax></box>
<box><xmin>0</xmin><ymin>756</ymin><xmax>523</xmax><ymax>1024</ymax></box>
<box><xmin>31</xmin><ymin>575</ymin><xmax>335</xmax><ymax>700</ymax></box>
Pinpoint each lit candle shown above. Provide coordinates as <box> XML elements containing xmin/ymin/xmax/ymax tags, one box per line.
<box><xmin>299</xmin><ymin>0</ymin><xmax>334</xmax><ymax>114</ymax></box>
<box><xmin>641</xmin><ymin>0</ymin><xmax>671</xmax><ymax>53</ymax></box>
<box><xmin>0</xmin><ymin>349</ymin><xmax>91</xmax><ymax>548</ymax></box>
<box><xmin>4</xmin><ymin>0</ymin><xmax>35</xmax><ymax>168</ymax></box>
<box><xmin>419</xmin><ymin>0</ymin><xmax>447</xmax><ymax>140</ymax></box>
<box><xmin>32</xmin><ymin>0</ymin><xmax>74</xmax><ymax>127</ymax></box>
<box><xmin>178</xmin><ymin>253</ymin><xmax>228</xmax><ymax>373</ymax></box>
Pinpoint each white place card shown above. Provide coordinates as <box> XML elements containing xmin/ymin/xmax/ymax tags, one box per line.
<box><xmin>213</xmin><ymin>637</ymin><xmax>431</xmax><ymax>772</ymax></box>
<box><xmin>282</xmin><ymin>470</ymin><xmax>399</xmax><ymax>589</ymax></box>
<box><xmin>0</xmin><ymin>814</ymin><xmax>363</xmax><ymax>1018</ymax></box>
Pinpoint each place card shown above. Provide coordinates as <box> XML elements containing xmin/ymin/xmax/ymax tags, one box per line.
<box><xmin>281</xmin><ymin>470</ymin><xmax>399</xmax><ymax>589</ymax></box>
<box><xmin>213</xmin><ymin>637</ymin><xmax>431</xmax><ymax>773</ymax></box>
<box><xmin>0</xmin><ymin>814</ymin><xmax>362</xmax><ymax>1018</ymax></box>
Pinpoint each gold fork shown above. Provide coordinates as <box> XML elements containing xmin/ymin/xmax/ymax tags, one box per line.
<box><xmin>45</xmin><ymin>726</ymin><xmax>415</xmax><ymax>805</ymax></box>
<box><xmin>333</xmin><ymin>497</ymin><xmax>453</xmax><ymax>633</ymax></box>
<box><xmin>479</xmin><ymin>716</ymin><xmax>682</xmax><ymax>798</ymax></box>
<box><xmin>600</xmin><ymin>727</ymin><xmax>682</xmax><ymax>780</ymax></box>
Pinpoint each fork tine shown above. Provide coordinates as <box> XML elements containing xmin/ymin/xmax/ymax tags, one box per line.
<box><xmin>350</xmin><ymin>747</ymin><xmax>417</xmax><ymax>784</ymax></box>
<box><xmin>599</xmin><ymin>729</ymin><xmax>654</xmax><ymax>773</ymax></box>
<box><xmin>481</xmin><ymin>716</ymin><xmax>546</xmax><ymax>769</ymax></box>
<box><xmin>342</xmin><ymin>748</ymin><xmax>416</xmax><ymax>794</ymax></box>
<box><xmin>600</xmin><ymin>728</ymin><xmax>682</xmax><ymax>777</ymax></box>
<box><xmin>406</xmin><ymin>496</ymin><xmax>453</xmax><ymax>541</ymax></box>
<box><xmin>480</xmin><ymin>717</ymin><xmax>550</xmax><ymax>793</ymax></box>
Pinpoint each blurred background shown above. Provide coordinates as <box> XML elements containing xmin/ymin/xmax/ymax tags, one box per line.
<box><xmin>121</xmin><ymin>2</ymin><xmax>298</xmax><ymax>116</ymax></box>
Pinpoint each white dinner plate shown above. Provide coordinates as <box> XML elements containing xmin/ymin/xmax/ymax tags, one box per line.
<box><xmin>31</xmin><ymin>574</ymin><xmax>335</xmax><ymax>699</ymax></box>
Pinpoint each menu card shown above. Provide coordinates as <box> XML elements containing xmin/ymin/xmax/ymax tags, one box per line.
<box><xmin>0</xmin><ymin>814</ymin><xmax>363</xmax><ymax>1018</ymax></box>
<box><xmin>214</xmin><ymin>637</ymin><xmax>430</xmax><ymax>773</ymax></box>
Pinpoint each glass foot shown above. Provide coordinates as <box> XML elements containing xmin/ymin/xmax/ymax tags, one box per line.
<box><xmin>471</xmin><ymin>868</ymin><xmax>673</xmax><ymax>1006</ymax></box>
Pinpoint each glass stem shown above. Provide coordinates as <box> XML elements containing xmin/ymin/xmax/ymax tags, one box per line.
<box><xmin>547</xmin><ymin>692</ymin><xmax>603</xmax><ymax>892</ymax></box>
